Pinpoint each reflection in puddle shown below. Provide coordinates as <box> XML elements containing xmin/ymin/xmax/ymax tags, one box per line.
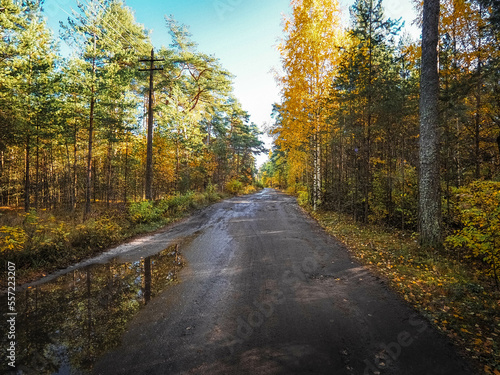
<box><xmin>1</xmin><ymin>244</ymin><xmax>182</xmax><ymax>375</ymax></box>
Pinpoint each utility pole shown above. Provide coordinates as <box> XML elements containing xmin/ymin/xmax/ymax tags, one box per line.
<box><xmin>139</xmin><ymin>48</ymin><xmax>164</xmax><ymax>200</ymax></box>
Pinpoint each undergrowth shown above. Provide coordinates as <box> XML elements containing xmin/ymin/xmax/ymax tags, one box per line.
<box><xmin>0</xmin><ymin>190</ymin><xmax>226</xmax><ymax>285</ymax></box>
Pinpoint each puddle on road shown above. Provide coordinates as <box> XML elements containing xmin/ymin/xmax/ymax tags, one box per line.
<box><xmin>1</xmin><ymin>244</ymin><xmax>183</xmax><ymax>375</ymax></box>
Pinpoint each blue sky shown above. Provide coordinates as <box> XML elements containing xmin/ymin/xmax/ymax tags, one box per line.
<box><xmin>43</xmin><ymin>0</ymin><xmax>419</xmax><ymax>166</ymax></box>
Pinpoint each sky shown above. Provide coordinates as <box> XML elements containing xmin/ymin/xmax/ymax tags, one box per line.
<box><xmin>43</xmin><ymin>0</ymin><xmax>420</xmax><ymax>167</ymax></box>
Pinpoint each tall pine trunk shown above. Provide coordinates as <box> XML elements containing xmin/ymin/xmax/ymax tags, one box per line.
<box><xmin>474</xmin><ymin>7</ymin><xmax>483</xmax><ymax>179</ymax></box>
<box><xmin>85</xmin><ymin>34</ymin><xmax>96</xmax><ymax>217</ymax></box>
<box><xmin>85</xmin><ymin>91</ymin><xmax>94</xmax><ymax>216</ymax></box>
<box><xmin>419</xmin><ymin>0</ymin><xmax>441</xmax><ymax>249</ymax></box>
<box><xmin>24</xmin><ymin>134</ymin><xmax>31</xmax><ymax>212</ymax></box>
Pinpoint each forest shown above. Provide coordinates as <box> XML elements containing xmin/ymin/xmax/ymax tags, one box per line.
<box><xmin>1</xmin><ymin>0</ymin><xmax>500</xmax><ymax>371</ymax></box>
<box><xmin>260</xmin><ymin>1</ymin><xmax>500</xmax><ymax>368</ymax></box>
<box><xmin>0</xmin><ymin>0</ymin><xmax>265</xmax><ymax>274</ymax></box>
<box><xmin>263</xmin><ymin>0</ymin><xmax>500</xmax><ymax>282</ymax></box>
<box><xmin>0</xmin><ymin>0</ymin><xmax>264</xmax><ymax>211</ymax></box>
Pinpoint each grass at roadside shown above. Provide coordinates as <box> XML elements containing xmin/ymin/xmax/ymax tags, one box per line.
<box><xmin>307</xmin><ymin>208</ymin><xmax>499</xmax><ymax>374</ymax></box>
<box><xmin>0</xmin><ymin>189</ymin><xmax>226</xmax><ymax>286</ymax></box>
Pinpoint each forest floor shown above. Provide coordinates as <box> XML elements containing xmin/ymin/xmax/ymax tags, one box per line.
<box><xmin>308</xmin><ymin>208</ymin><xmax>500</xmax><ymax>374</ymax></box>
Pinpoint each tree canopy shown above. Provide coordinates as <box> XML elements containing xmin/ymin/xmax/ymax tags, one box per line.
<box><xmin>0</xmin><ymin>1</ymin><xmax>264</xmax><ymax>212</ymax></box>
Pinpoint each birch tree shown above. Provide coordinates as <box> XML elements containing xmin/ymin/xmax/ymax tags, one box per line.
<box><xmin>275</xmin><ymin>0</ymin><xmax>343</xmax><ymax>210</ymax></box>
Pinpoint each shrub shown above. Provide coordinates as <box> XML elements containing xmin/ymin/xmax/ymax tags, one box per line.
<box><xmin>205</xmin><ymin>183</ymin><xmax>221</xmax><ymax>202</ymax></box>
<box><xmin>37</xmin><ymin>222</ymin><xmax>71</xmax><ymax>254</ymax></box>
<box><xmin>225</xmin><ymin>179</ymin><xmax>243</xmax><ymax>195</ymax></box>
<box><xmin>254</xmin><ymin>181</ymin><xmax>265</xmax><ymax>189</ymax></box>
<box><xmin>446</xmin><ymin>181</ymin><xmax>500</xmax><ymax>285</ymax></box>
<box><xmin>156</xmin><ymin>199</ymin><xmax>170</xmax><ymax>215</ymax></box>
<box><xmin>192</xmin><ymin>192</ymin><xmax>207</xmax><ymax>208</ymax></box>
<box><xmin>297</xmin><ymin>190</ymin><xmax>309</xmax><ymax>206</ymax></box>
<box><xmin>166</xmin><ymin>191</ymin><xmax>195</xmax><ymax>213</ymax></box>
<box><xmin>206</xmin><ymin>182</ymin><xmax>217</xmax><ymax>195</ymax></box>
<box><xmin>70</xmin><ymin>218</ymin><xmax>122</xmax><ymax>253</ymax></box>
<box><xmin>0</xmin><ymin>226</ymin><xmax>26</xmax><ymax>253</ymax></box>
<box><xmin>243</xmin><ymin>185</ymin><xmax>257</xmax><ymax>195</ymax></box>
<box><xmin>128</xmin><ymin>201</ymin><xmax>163</xmax><ymax>224</ymax></box>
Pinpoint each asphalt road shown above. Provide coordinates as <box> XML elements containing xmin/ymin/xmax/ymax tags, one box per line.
<box><xmin>93</xmin><ymin>189</ymin><xmax>474</xmax><ymax>375</ymax></box>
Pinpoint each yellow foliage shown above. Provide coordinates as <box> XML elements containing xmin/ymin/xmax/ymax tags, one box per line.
<box><xmin>0</xmin><ymin>226</ymin><xmax>26</xmax><ymax>252</ymax></box>
<box><xmin>446</xmin><ymin>181</ymin><xmax>500</xmax><ymax>282</ymax></box>
<box><xmin>274</xmin><ymin>0</ymin><xmax>344</xmax><ymax>180</ymax></box>
<box><xmin>225</xmin><ymin>179</ymin><xmax>243</xmax><ymax>195</ymax></box>
<box><xmin>243</xmin><ymin>185</ymin><xmax>257</xmax><ymax>195</ymax></box>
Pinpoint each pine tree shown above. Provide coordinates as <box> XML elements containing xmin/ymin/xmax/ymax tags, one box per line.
<box><xmin>346</xmin><ymin>0</ymin><xmax>402</xmax><ymax>222</ymax></box>
<box><xmin>0</xmin><ymin>1</ymin><xmax>58</xmax><ymax>211</ymax></box>
<box><xmin>419</xmin><ymin>0</ymin><xmax>442</xmax><ymax>249</ymax></box>
<box><xmin>61</xmin><ymin>0</ymin><xmax>150</xmax><ymax>212</ymax></box>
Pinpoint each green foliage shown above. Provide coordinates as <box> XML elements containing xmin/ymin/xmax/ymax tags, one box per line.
<box><xmin>446</xmin><ymin>181</ymin><xmax>500</xmax><ymax>284</ymax></box>
<box><xmin>1</xmin><ymin>3</ymin><xmax>264</xmax><ymax>215</ymax></box>
<box><xmin>205</xmin><ymin>182</ymin><xmax>221</xmax><ymax>202</ymax></box>
<box><xmin>70</xmin><ymin>218</ymin><xmax>122</xmax><ymax>253</ymax></box>
<box><xmin>164</xmin><ymin>191</ymin><xmax>196</xmax><ymax>212</ymax></box>
<box><xmin>254</xmin><ymin>181</ymin><xmax>265</xmax><ymax>189</ymax></box>
<box><xmin>0</xmin><ymin>188</ymin><xmax>223</xmax><ymax>280</ymax></box>
<box><xmin>297</xmin><ymin>190</ymin><xmax>309</xmax><ymax>207</ymax></box>
<box><xmin>225</xmin><ymin>179</ymin><xmax>243</xmax><ymax>195</ymax></box>
<box><xmin>128</xmin><ymin>201</ymin><xmax>163</xmax><ymax>224</ymax></box>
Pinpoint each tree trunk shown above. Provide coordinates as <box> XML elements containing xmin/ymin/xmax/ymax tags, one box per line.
<box><xmin>124</xmin><ymin>140</ymin><xmax>129</xmax><ymax>203</ymax></box>
<box><xmin>419</xmin><ymin>0</ymin><xmax>442</xmax><ymax>249</ymax></box>
<box><xmin>85</xmin><ymin>35</ymin><xmax>96</xmax><ymax>217</ymax></box>
<box><xmin>474</xmin><ymin>16</ymin><xmax>483</xmax><ymax>179</ymax></box>
<box><xmin>24</xmin><ymin>135</ymin><xmax>30</xmax><ymax>212</ymax></box>
<box><xmin>35</xmin><ymin>122</ymin><xmax>39</xmax><ymax>210</ymax></box>
<box><xmin>71</xmin><ymin>96</ymin><xmax>78</xmax><ymax>211</ymax></box>
<box><xmin>85</xmin><ymin>92</ymin><xmax>94</xmax><ymax>216</ymax></box>
<box><xmin>106</xmin><ymin>140</ymin><xmax>113</xmax><ymax>207</ymax></box>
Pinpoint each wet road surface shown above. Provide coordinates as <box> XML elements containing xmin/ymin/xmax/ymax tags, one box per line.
<box><xmin>95</xmin><ymin>189</ymin><xmax>473</xmax><ymax>375</ymax></box>
<box><xmin>5</xmin><ymin>189</ymin><xmax>474</xmax><ymax>374</ymax></box>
